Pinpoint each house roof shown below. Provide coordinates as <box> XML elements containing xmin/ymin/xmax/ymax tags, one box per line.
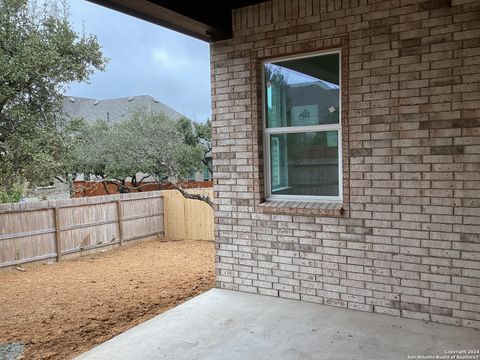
<box><xmin>62</xmin><ymin>95</ymin><xmax>186</xmax><ymax>123</ymax></box>
<box><xmin>87</xmin><ymin>0</ymin><xmax>268</xmax><ymax>42</ymax></box>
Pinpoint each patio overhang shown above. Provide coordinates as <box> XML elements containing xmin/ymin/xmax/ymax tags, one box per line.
<box><xmin>86</xmin><ymin>0</ymin><xmax>268</xmax><ymax>42</ymax></box>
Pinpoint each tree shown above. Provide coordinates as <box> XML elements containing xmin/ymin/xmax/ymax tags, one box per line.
<box><xmin>70</xmin><ymin>110</ymin><xmax>213</xmax><ymax>208</ymax></box>
<box><xmin>176</xmin><ymin>116</ymin><xmax>212</xmax><ymax>175</ymax></box>
<box><xmin>0</xmin><ymin>0</ymin><xmax>107</xmax><ymax>197</ymax></box>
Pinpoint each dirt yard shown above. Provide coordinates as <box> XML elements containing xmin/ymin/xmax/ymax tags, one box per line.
<box><xmin>0</xmin><ymin>239</ymin><xmax>215</xmax><ymax>360</ymax></box>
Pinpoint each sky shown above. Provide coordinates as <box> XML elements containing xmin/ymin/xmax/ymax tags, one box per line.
<box><xmin>65</xmin><ymin>0</ymin><xmax>211</xmax><ymax>122</ymax></box>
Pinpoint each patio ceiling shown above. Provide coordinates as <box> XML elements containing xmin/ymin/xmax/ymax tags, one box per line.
<box><xmin>86</xmin><ymin>0</ymin><xmax>268</xmax><ymax>42</ymax></box>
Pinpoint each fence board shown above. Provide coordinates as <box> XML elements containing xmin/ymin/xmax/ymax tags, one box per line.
<box><xmin>163</xmin><ymin>189</ymin><xmax>214</xmax><ymax>241</ymax></box>
<box><xmin>54</xmin><ymin>207</ymin><xmax>62</xmax><ymax>262</ymax></box>
<box><xmin>116</xmin><ymin>200</ymin><xmax>124</xmax><ymax>246</ymax></box>
<box><xmin>0</xmin><ymin>188</ymin><xmax>213</xmax><ymax>269</ymax></box>
<box><xmin>122</xmin><ymin>216</ymin><xmax>164</xmax><ymax>242</ymax></box>
<box><xmin>0</xmin><ymin>192</ymin><xmax>165</xmax><ymax>268</ymax></box>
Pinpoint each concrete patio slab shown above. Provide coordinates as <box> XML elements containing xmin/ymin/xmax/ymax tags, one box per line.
<box><xmin>76</xmin><ymin>289</ymin><xmax>479</xmax><ymax>360</ymax></box>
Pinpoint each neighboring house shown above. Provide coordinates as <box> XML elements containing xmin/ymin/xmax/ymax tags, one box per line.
<box><xmin>28</xmin><ymin>95</ymin><xmax>211</xmax><ymax>200</ymax></box>
<box><xmin>96</xmin><ymin>0</ymin><xmax>480</xmax><ymax>329</ymax></box>
<box><xmin>24</xmin><ymin>178</ymin><xmax>71</xmax><ymax>202</ymax></box>
<box><xmin>62</xmin><ymin>95</ymin><xmax>185</xmax><ymax>123</ymax></box>
<box><xmin>64</xmin><ymin>95</ymin><xmax>211</xmax><ymax>183</ymax></box>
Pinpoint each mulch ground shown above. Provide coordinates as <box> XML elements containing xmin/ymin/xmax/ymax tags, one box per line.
<box><xmin>0</xmin><ymin>239</ymin><xmax>215</xmax><ymax>360</ymax></box>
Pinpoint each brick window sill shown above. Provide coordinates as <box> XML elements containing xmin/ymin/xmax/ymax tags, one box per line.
<box><xmin>256</xmin><ymin>200</ymin><xmax>346</xmax><ymax>217</ymax></box>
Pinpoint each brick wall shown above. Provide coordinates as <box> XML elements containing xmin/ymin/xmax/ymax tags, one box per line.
<box><xmin>210</xmin><ymin>0</ymin><xmax>480</xmax><ymax>328</ymax></box>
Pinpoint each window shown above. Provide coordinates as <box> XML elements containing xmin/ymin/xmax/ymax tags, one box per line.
<box><xmin>263</xmin><ymin>51</ymin><xmax>342</xmax><ymax>202</ymax></box>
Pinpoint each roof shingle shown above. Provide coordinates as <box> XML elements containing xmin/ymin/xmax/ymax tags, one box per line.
<box><xmin>62</xmin><ymin>95</ymin><xmax>187</xmax><ymax>123</ymax></box>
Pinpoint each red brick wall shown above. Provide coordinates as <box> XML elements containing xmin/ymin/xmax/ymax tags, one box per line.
<box><xmin>211</xmin><ymin>0</ymin><xmax>480</xmax><ymax>328</ymax></box>
<box><xmin>73</xmin><ymin>181</ymin><xmax>213</xmax><ymax>198</ymax></box>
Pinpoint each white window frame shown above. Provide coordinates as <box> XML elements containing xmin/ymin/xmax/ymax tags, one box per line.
<box><xmin>262</xmin><ymin>49</ymin><xmax>343</xmax><ymax>203</ymax></box>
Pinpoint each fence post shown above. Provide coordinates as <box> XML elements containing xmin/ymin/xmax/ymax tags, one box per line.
<box><xmin>162</xmin><ymin>193</ymin><xmax>168</xmax><ymax>239</ymax></box>
<box><xmin>53</xmin><ymin>207</ymin><xmax>62</xmax><ymax>262</ymax></box>
<box><xmin>116</xmin><ymin>200</ymin><xmax>124</xmax><ymax>246</ymax></box>
<box><xmin>183</xmin><ymin>193</ymin><xmax>188</xmax><ymax>240</ymax></box>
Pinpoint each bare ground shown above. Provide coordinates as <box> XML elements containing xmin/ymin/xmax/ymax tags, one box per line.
<box><xmin>0</xmin><ymin>239</ymin><xmax>215</xmax><ymax>360</ymax></box>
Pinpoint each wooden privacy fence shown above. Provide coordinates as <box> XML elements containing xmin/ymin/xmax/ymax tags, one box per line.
<box><xmin>0</xmin><ymin>192</ymin><xmax>164</xmax><ymax>269</ymax></box>
<box><xmin>163</xmin><ymin>188</ymin><xmax>214</xmax><ymax>241</ymax></box>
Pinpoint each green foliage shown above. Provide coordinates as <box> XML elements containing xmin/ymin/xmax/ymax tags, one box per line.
<box><xmin>69</xmin><ymin>110</ymin><xmax>209</xmax><ymax>189</ymax></box>
<box><xmin>194</xmin><ymin>118</ymin><xmax>211</xmax><ymax>146</ymax></box>
<box><xmin>176</xmin><ymin>117</ymin><xmax>198</xmax><ymax>147</ymax></box>
<box><xmin>175</xmin><ymin>117</ymin><xmax>212</xmax><ymax>174</ymax></box>
<box><xmin>176</xmin><ymin>117</ymin><xmax>211</xmax><ymax>146</ymax></box>
<box><xmin>0</xmin><ymin>0</ymin><xmax>107</xmax><ymax>192</ymax></box>
<box><xmin>67</xmin><ymin>118</ymin><xmax>111</xmax><ymax>177</ymax></box>
<box><xmin>0</xmin><ymin>182</ymin><xmax>27</xmax><ymax>203</ymax></box>
<box><xmin>0</xmin><ymin>189</ymin><xmax>21</xmax><ymax>203</ymax></box>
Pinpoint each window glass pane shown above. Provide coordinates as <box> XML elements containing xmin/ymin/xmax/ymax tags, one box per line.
<box><xmin>270</xmin><ymin>131</ymin><xmax>339</xmax><ymax>197</ymax></box>
<box><xmin>265</xmin><ymin>53</ymin><xmax>339</xmax><ymax>128</ymax></box>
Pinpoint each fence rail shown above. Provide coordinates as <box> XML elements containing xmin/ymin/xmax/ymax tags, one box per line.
<box><xmin>0</xmin><ymin>192</ymin><xmax>164</xmax><ymax>268</ymax></box>
<box><xmin>0</xmin><ymin>188</ymin><xmax>214</xmax><ymax>269</ymax></box>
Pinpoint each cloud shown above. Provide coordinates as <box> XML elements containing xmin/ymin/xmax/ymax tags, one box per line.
<box><xmin>151</xmin><ymin>48</ymin><xmax>191</xmax><ymax>70</ymax></box>
<box><xmin>64</xmin><ymin>0</ymin><xmax>211</xmax><ymax>122</ymax></box>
